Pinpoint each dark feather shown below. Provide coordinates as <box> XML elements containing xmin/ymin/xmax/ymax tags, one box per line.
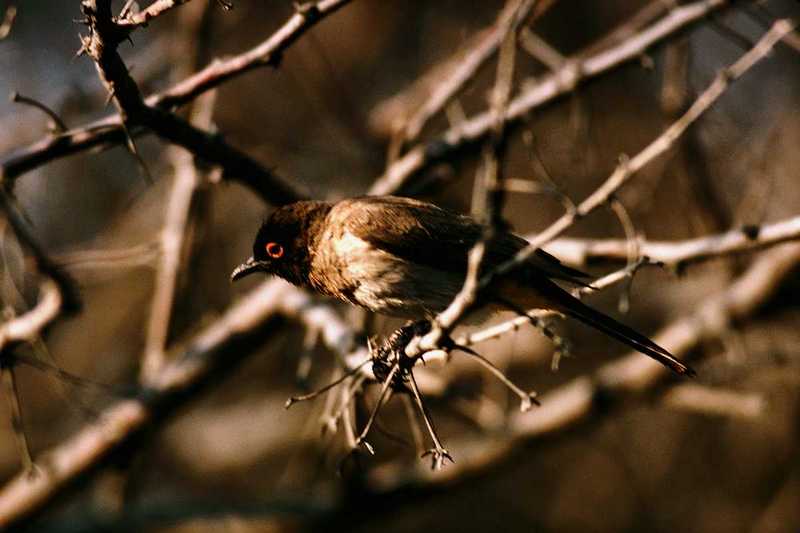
<box><xmin>337</xmin><ymin>196</ymin><xmax>591</xmax><ymax>286</ymax></box>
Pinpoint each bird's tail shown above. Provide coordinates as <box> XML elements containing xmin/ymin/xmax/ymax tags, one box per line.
<box><xmin>557</xmin><ymin>292</ymin><xmax>694</xmax><ymax>377</ymax></box>
<box><xmin>505</xmin><ymin>280</ymin><xmax>695</xmax><ymax>377</ymax></box>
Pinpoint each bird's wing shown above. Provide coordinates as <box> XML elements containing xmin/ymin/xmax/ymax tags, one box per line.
<box><xmin>333</xmin><ymin>196</ymin><xmax>591</xmax><ymax>285</ymax></box>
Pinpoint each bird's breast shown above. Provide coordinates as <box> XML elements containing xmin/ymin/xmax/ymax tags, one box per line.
<box><xmin>309</xmin><ymin>230</ymin><xmax>464</xmax><ymax>319</ymax></box>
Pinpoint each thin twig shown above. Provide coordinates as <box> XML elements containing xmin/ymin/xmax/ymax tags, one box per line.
<box><xmin>9</xmin><ymin>92</ymin><xmax>68</xmax><ymax>133</ymax></box>
<box><xmin>0</xmin><ymin>279</ymin><xmax>293</xmax><ymax>528</ymax></box>
<box><xmin>140</xmin><ymin>91</ymin><xmax>217</xmax><ymax>382</ymax></box>
<box><xmin>0</xmin><ymin>5</ymin><xmax>17</xmax><ymax>40</ymax></box>
<box><xmin>285</xmin><ymin>359</ymin><xmax>372</xmax><ymax>408</ymax></box>
<box><xmin>368</xmin><ymin>243</ymin><xmax>800</xmax><ymax>488</ymax></box>
<box><xmin>408</xmin><ymin>370</ymin><xmax>453</xmax><ymax>470</ymax></box>
<box><xmin>0</xmin><ymin>281</ymin><xmax>62</xmax><ymax>351</ymax></box>
<box><xmin>544</xmin><ymin>214</ymin><xmax>800</xmax><ymax>269</ymax></box>
<box><xmin>116</xmin><ymin>0</ymin><xmax>196</xmax><ymax>31</ymax></box>
<box><xmin>398</xmin><ymin>0</ymin><xmax>547</xmax><ymax>142</ymax></box>
<box><xmin>1</xmin><ymin>0</ymin><xmax>352</xmax><ymax>203</ymax></box>
<box><xmin>487</xmin><ymin>19</ymin><xmax>796</xmax><ymax>285</ymax></box>
<box><xmin>354</xmin><ymin>363</ymin><xmax>400</xmax><ymax>455</ymax></box>
<box><xmin>0</xmin><ymin>191</ymin><xmax>81</xmax><ymax>313</ymax></box>
<box><xmin>369</xmin><ymin>0</ymin><xmax>733</xmax><ymax>196</ymax></box>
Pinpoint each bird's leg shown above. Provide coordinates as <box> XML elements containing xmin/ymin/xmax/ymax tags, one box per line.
<box><xmin>407</xmin><ymin>369</ymin><xmax>453</xmax><ymax>470</ymax></box>
<box><xmin>285</xmin><ymin>358</ymin><xmax>372</xmax><ymax>409</ymax></box>
<box><xmin>449</xmin><ymin>345</ymin><xmax>539</xmax><ymax>411</ymax></box>
<box><xmin>401</xmin><ymin>393</ymin><xmax>426</xmax><ymax>456</ymax></box>
<box><xmin>354</xmin><ymin>362</ymin><xmax>399</xmax><ymax>455</ymax></box>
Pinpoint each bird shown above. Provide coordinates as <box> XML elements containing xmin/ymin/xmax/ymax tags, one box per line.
<box><xmin>231</xmin><ymin>195</ymin><xmax>694</xmax><ymax>376</ymax></box>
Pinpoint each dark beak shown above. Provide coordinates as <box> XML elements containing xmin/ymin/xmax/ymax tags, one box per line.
<box><xmin>230</xmin><ymin>256</ymin><xmax>269</xmax><ymax>282</ymax></box>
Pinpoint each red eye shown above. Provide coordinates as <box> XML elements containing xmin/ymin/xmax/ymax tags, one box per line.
<box><xmin>266</xmin><ymin>242</ymin><xmax>284</xmax><ymax>258</ymax></box>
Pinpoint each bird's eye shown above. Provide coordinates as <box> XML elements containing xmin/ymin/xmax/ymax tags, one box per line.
<box><xmin>265</xmin><ymin>242</ymin><xmax>284</xmax><ymax>259</ymax></box>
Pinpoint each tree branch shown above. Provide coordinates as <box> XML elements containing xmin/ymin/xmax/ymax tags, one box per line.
<box><xmin>0</xmin><ymin>280</ymin><xmax>290</xmax><ymax>528</ymax></box>
<box><xmin>369</xmin><ymin>0</ymin><xmax>733</xmax><ymax>196</ymax></box>
<box><xmin>0</xmin><ymin>280</ymin><xmax>61</xmax><ymax>351</ymax></box>
<box><xmin>0</xmin><ymin>0</ymin><xmax>353</xmax><ymax>203</ymax></box>
<box><xmin>368</xmin><ymin>243</ymin><xmax>800</xmax><ymax>489</ymax></box>
<box><xmin>544</xmin><ymin>215</ymin><xmax>800</xmax><ymax>268</ymax></box>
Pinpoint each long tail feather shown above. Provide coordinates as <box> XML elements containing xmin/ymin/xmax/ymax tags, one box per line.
<box><xmin>557</xmin><ymin>295</ymin><xmax>695</xmax><ymax>377</ymax></box>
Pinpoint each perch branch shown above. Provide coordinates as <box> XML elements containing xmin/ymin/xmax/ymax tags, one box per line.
<box><xmin>369</xmin><ymin>243</ymin><xmax>800</xmax><ymax>489</ymax></box>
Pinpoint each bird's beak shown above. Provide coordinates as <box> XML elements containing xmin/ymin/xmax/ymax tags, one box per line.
<box><xmin>230</xmin><ymin>256</ymin><xmax>269</xmax><ymax>282</ymax></box>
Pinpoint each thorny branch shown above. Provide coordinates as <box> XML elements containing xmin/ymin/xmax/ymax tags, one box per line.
<box><xmin>116</xmin><ymin>0</ymin><xmax>211</xmax><ymax>32</ymax></box>
<box><xmin>77</xmin><ymin>0</ymin><xmax>304</xmax><ymax>204</ymax></box>
<box><xmin>1</xmin><ymin>0</ymin><xmax>353</xmax><ymax>202</ymax></box>
<box><xmin>0</xmin><ymin>0</ymin><xmax>798</xmax><ymax>526</ymax></box>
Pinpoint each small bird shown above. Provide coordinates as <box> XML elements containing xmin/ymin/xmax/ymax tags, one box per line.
<box><xmin>232</xmin><ymin>196</ymin><xmax>694</xmax><ymax>376</ymax></box>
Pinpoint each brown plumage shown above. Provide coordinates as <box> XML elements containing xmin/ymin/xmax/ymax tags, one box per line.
<box><xmin>232</xmin><ymin>196</ymin><xmax>694</xmax><ymax>376</ymax></box>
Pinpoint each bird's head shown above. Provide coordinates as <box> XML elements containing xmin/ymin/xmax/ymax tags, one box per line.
<box><xmin>231</xmin><ymin>201</ymin><xmax>330</xmax><ymax>286</ymax></box>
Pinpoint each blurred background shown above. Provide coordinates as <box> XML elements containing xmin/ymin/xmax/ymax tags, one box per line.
<box><xmin>1</xmin><ymin>1</ymin><xmax>799</xmax><ymax>531</ymax></box>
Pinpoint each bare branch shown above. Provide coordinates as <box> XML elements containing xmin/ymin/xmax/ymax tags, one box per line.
<box><xmin>662</xmin><ymin>384</ymin><xmax>765</xmax><ymax>419</ymax></box>
<box><xmin>370</xmin><ymin>243</ymin><xmax>800</xmax><ymax>488</ymax></box>
<box><xmin>369</xmin><ymin>0</ymin><xmax>734</xmax><ymax>196</ymax></box>
<box><xmin>141</xmin><ymin>91</ymin><xmax>217</xmax><ymax>382</ymax></box>
<box><xmin>116</xmin><ymin>0</ymin><xmax>198</xmax><ymax>31</ymax></box>
<box><xmin>0</xmin><ymin>279</ymin><xmax>289</xmax><ymax>527</ymax></box>
<box><xmin>0</xmin><ymin>191</ymin><xmax>81</xmax><ymax>313</ymax></box>
<box><xmin>0</xmin><ymin>281</ymin><xmax>61</xmax><ymax>351</ymax></box>
<box><xmin>9</xmin><ymin>92</ymin><xmax>68</xmax><ymax>133</ymax></box>
<box><xmin>1</xmin><ymin>0</ymin><xmax>353</xmax><ymax>204</ymax></box>
<box><xmin>544</xmin><ymin>215</ymin><xmax>800</xmax><ymax>268</ymax></box>
<box><xmin>0</xmin><ymin>5</ymin><xmax>17</xmax><ymax>40</ymax></box>
<box><xmin>487</xmin><ymin>19</ymin><xmax>796</xmax><ymax>284</ymax></box>
<box><xmin>386</xmin><ymin>0</ymin><xmax>551</xmax><ymax>142</ymax></box>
